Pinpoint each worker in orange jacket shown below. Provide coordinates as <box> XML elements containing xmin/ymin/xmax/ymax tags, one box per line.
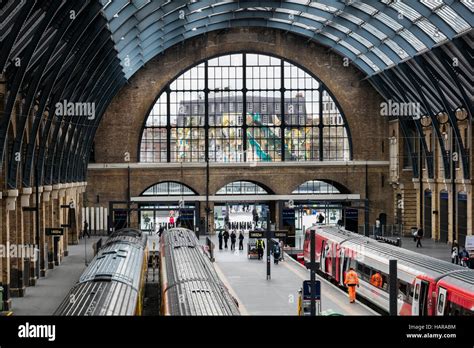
<box><xmin>344</xmin><ymin>267</ymin><xmax>359</xmax><ymax>303</ymax></box>
<box><xmin>370</xmin><ymin>272</ymin><xmax>383</xmax><ymax>288</ymax></box>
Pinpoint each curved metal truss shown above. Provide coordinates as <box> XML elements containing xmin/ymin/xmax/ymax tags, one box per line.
<box><xmin>0</xmin><ymin>0</ymin><xmax>472</xmax><ymax>189</ymax></box>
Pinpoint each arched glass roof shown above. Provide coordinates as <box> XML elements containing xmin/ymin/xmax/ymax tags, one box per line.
<box><xmin>100</xmin><ymin>0</ymin><xmax>473</xmax><ymax>78</ymax></box>
<box><xmin>0</xmin><ymin>0</ymin><xmax>472</xmax><ymax>187</ymax></box>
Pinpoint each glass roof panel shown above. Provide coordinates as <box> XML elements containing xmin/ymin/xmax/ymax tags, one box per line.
<box><xmin>361</xmin><ymin>22</ymin><xmax>387</xmax><ymax>40</ymax></box>
<box><xmin>308</xmin><ymin>1</ymin><xmax>338</xmax><ymax>13</ymax></box>
<box><xmin>416</xmin><ymin>18</ymin><xmax>447</xmax><ymax>43</ymax></box>
<box><xmin>399</xmin><ymin>29</ymin><xmax>427</xmax><ymax>51</ymax></box>
<box><xmin>384</xmin><ymin>39</ymin><xmax>410</xmax><ymax>59</ymax></box>
<box><xmin>339</xmin><ymin>40</ymin><xmax>361</xmax><ymax>55</ymax></box>
<box><xmin>351</xmin><ymin>1</ymin><xmax>378</xmax><ymax>15</ymax></box>
<box><xmin>388</xmin><ymin>1</ymin><xmax>423</xmax><ymax>22</ymax></box>
<box><xmin>338</xmin><ymin>11</ymin><xmax>364</xmax><ymax>25</ymax></box>
<box><xmin>374</xmin><ymin>12</ymin><xmax>404</xmax><ymax>32</ymax></box>
<box><xmin>349</xmin><ymin>32</ymin><xmax>373</xmax><ymax>48</ymax></box>
<box><xmin>371</xmin><ymin>46</ymin><xmax>394</xmax><ymax>66</ymax></box>
<box><xmin>329</xmin><ymin>22</ymin><xmax>352</xmax><ymax>34</ymax></box>
<box><xmin>460</xmin><ymin>0</ymin><xmax>474</xmax><ymax>11</ymax></box>
<box><xmin>359</xmin><ymin>55</ymin><xmax>380</xmax><ymax>72</ymax></box>
<box><xmin>435</xmin><ymin>5</ymin><xmax>471</xmax><ymax>33</ymax></box>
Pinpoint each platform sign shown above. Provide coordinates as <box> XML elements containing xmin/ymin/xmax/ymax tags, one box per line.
<box><xmin>274</xmin><ymin>231</ymin><xmax>288</xmax><ymax>238</ymax></box>
<box><xmin>46</xmin><ymin>228</ymin><xmax>64</xmax><ymax>236</ymax></box>
<box><xmin>302</xmin><ymin>280</ymin><xmax>321</xmax><ymax>300</ymax></box>
<box><xmin>282</xmin><ymin>208</ymin><xmax>296</xmax><ymax>226</ymax></box>
<box><xmin>249</xmin><ymin>231</ymin><xmax>265</xmax><ymax>239</ymax></box>
<box><xmin>302</xmin><ymin>280</ymin><xmax>321</xmax><ymax>316</ymax></box>
<box><xmin>179</xmin><ymin>209</ymin><xmax>194</xmax><ymax>221</ymax></box>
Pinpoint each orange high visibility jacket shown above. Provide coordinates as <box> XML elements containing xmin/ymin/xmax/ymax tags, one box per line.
<box><xmin>370</xmin><ymin>273</ymin><xmax>382</xmax><ymax>288</ymax></box>
<box><xmin>344</xmin><ymin>270</ymin><xmax>359</xmax><ymax>286</ymax></box>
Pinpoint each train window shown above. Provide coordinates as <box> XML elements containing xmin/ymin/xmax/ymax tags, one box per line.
<box><xmin>381</xmin><ymin>274</ymin><xmax>389</xmax><ymax>291</ymax></box>
<box><xmin>356</xmin><ymin>262</ymin><xmax>371</xmax><ymax>282</ymax></box>
<box><xmin>398</xmin><ymin>281</ymin><xmax>412</xmax><ymax>303</ymax></box>
<box><xmin>437</xmin><ymin>293</ymin><xmax>445</xmax><ymax>314</ymax></box>
<box><xmin>414</xmin><ymin>284</ymin><xmax>420</xmax><ymax>301</ymax></box>
<box><xmin>447</xmin><ymin>302</ymin><xmax>473</xmax><ymax>316</ymax></box>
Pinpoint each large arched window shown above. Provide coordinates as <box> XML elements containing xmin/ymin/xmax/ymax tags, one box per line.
<box><xmin>140</xmin><ymin>53</ymin><xmax>351</xmax><ymax>163</ymax></box>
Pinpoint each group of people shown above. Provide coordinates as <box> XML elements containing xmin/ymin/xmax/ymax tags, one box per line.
<box><xmin>218</xmin><ymin>230</ymin><xmax>245</xmax><ymax>251</ymax></box>
<box><xmin>217</xmin><ymin>230</ymin><xmax>283</xmax><ymax>264</ymax></box>
<box><xmin>451</xmin><ymin>240</ymin><xmax>471</xmax><ymax>267</ymax></box>
<box><xmin>256</xmin><ymin>239</ymin><xmax>283</xmax><ymax>264</ymax></box>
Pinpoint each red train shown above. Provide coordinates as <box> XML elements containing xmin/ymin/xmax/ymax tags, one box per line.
<box><xmin>303</xmin><ymin>225</ymin><xmax>474</xmax><ymax>316</ymax></box>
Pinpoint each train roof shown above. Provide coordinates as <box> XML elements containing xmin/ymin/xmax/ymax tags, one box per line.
<box><xmin>54</xmin><ymin>281</ymin><xmax>139</xmax><ymax>315</ymax></box>
<box><xmin>55</xmin><ymin>230</ymin><xmax>147</xmax><ymax>316</ymax></box>
<box><xmin>162</xmin><ymin>228</ymin><xmax>240</xmax><ymax>316</ymax></box>
<box><xmin>315</xmin><ymin>226</ymin><xmax>474</xmax><ymax>288</ymax></box>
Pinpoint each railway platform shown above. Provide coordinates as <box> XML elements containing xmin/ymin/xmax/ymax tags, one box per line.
<box><xmin>205</xmin><ymin>234</ymin><xmax>378</xmax><ymax>316</ymax></box>
<box><xmin>11</xmin><ymin>237</ymin><xmax>101</xmax><ymax>315</ymax></box>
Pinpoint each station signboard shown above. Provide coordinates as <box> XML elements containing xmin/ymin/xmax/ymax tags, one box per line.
<box><xmin>46</xmin><ymin>228</ymin><xmax>64</xmax><ymax>236</ymax></box>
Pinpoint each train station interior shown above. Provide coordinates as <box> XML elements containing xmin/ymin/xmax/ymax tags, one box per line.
<box><xmin>0</xmin><ymin>0</ymin><xmax>473</xmax><ymax>322</ymax></box>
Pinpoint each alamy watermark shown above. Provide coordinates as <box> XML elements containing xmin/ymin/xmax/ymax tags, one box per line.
<box><xmin>55</xmin><ymin>100</ymin><xmax>96</xmax><ymax>120</ymax></box>
<box><xmin>0</xmin><ymin>243</ymin><xmax>38</xmax><ymax>262</ymax></box>
<box><xmin>380</xmin><ymin>99</ymin><xmax>421</xmax><ymax>120</ymax></box>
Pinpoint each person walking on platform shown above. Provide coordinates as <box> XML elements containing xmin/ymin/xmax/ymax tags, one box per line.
<box><xmin>344</xmin><ymin>267</ymin><xmax>359</xmax><ymax>303</ymax></box>
<box><xmin>272</xmin><ymin>242</ymin><xmax>281</xmax><ymax>265</ymax></box>
<box><xmin>158</xmin><ymin>226</ymin><xmax>164</xmax><ymax>237</ymax></box>
<box><xmin>317</xmin><ymin>213</ymin><xmax>325</xmax><ymax>224</ymax></box>
<box><xmin>256</xmin><ymin>239</ymin><xmax>265</xmax><ymax>260</ymax></box>
<box><xmin>459</xmin><ymin>247</ymin><xmax>470</xmax><ymax>267</ymax></box>
<box><xmin>218</xmin><ymin>231</ymin><xmax>223</xmax><ymax>250</ymax></box>
<box><xmin>238</xmin><ymin>231</ymin><xmax>244</xmax><ymax>250</ymax></box>
<box><xmin>370</xmin><ymin>271</ymin><xmax>382</xmax><ymax>288</ymax></box>
<box><xmin>223</xmin><ymin>230</ymin><xmax>230</xmax><ymax>249</ymax></box>
<box><xmin>415</xmin><ymin>228</ymin><xmax>423</xmax><ymax>248</ymax></box>
<box><xmin>230</xmin><ymin>230</ymin><xmax>236</xmax><ymax>251</ymax></box>
<box><xmin>83</xmin><ymin>220</ymin><xmax>90</xmax><ymax>238</ymax></box>
<box><xmin>451</xmin><ymin>240</ymin><xmax>459</xmax><ymax>264</ymax></box>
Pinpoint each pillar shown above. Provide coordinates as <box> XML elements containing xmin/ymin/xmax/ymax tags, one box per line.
<box><xmin>40</xmin><ymin>185</ymin><xmax>52</xmax><ymax>276</ymax></box>
<box><xmin>1</xmin><ymin>191</ymin><xmax>13</xmax><ymax>310</ymax></box>
<box><xmin>64</xmin><ymin>183</ymin><xmax>78</xmax><ymax>248</ymax></box>
<box><xmin>9</xmin><ymin>189</ymin><xmax>26</xmax><ymax>297</ymax></box>
<box><xmin>50</xmin><ymin>184</ymin><xmax>60</xmax><ymax>268</ymax></box>
<box><xmin>56</xmin><ymin>184</ymin><xmax>66</xmax><ymax>263</ymax></box>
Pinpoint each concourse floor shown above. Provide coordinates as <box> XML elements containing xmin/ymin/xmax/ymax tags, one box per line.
<box><xmin>11</xmin><ymin>236</ymin><xmax>101</xmax><ymax>315</ymax></box>
<box><xmin>206</xmin><ymin>234</ymin><xmax>377</xmax><ymax>316</ymax></box>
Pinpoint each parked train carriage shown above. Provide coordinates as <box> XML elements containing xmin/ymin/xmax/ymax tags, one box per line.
<box><xmin>304</xmin><ymin>225</ymin><xmax>474</xmax><ymax>316</ymax></box>
<box><xmin>160</xmin><ymin>228</ymin><xmax>240</xmax><ymax>316</ymax></box>
<box><xmin>435</xmin><ymin>271</ymin><xmax>474</xmax><ymax>316</ymax></box>
<box><xmin>55</xmin><ymin>229</ymin><xmax>148</xmax><ymax>316</ymax></box>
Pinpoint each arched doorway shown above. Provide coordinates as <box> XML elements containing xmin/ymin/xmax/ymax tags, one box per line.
<box><xmin>138</xmin><ymin>181</ymin><xmax>199</xmax><ymax>232</ymax></box>
<box><xmin>290</xmin><ymin>180</ymin><xmax>351</xmax><ymax>244</ymax></box>
<box><xmin>457</xmin><ymin>192</ymin><xmax>468</xmax><ymax>247</ymax></box>
<box><xmin>439</xmin><ymin>191</ymin><xmax>449</xmax><ymax>243</ymax></box>
<box><xmin>214</xmin><ymin>181</ymin><xmax>271</xmax><ymax>232</ymax></box>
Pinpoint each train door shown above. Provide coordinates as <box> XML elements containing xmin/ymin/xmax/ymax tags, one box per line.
<box><xmin>339</xmin><ymin>248</ymin><xmax>350</xmax><ymax>286</ymax></box>
<box><xmin>412</xmin><ymin>279</ymin><xmax>429</xmax><ymax>315</ymax></box>
<box><xmin>331</xmin><ymin>244</ymin><xmax>337</xmax><ymax>279</ymax></box>
<box><xmin>320</xmin><ymin>240</ymin><xmax>329</xmax><ymax>273</ymax></box>
<box><xmin>436</xmin><ymin>287</ymin><xmax>448</xmax><ymax>316</ymax></box>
